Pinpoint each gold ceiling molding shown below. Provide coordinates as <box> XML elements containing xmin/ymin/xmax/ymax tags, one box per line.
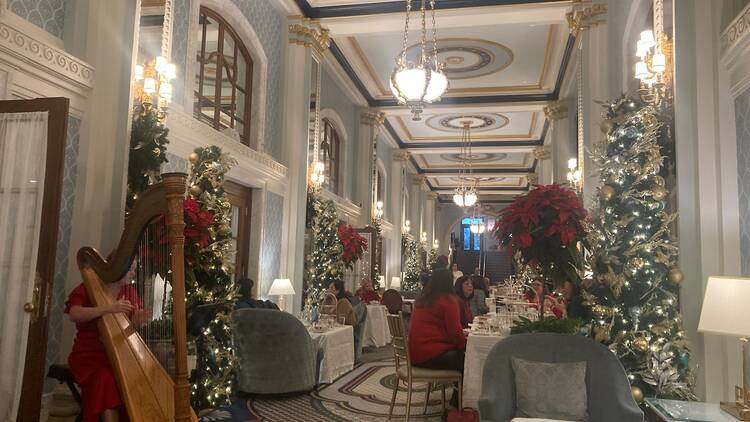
<box><xmin>527</xmin><ymin>172</ymin><xmax>538</xmax><ymax>185</ymax></box>
<box><xmin>566</xmin><ymin>3</ymin><xmax>607</xmax><ymax>34</ymax></box>
<box><xmin>543</xmin><ymin>101</ymin><xmax>568</xmax><ymax>120</ymax></box>
<box><xmin>412</xmin><ymin>174</ymin><xmax>428</xmax><ymax>185</ymax></box>
<box><xmin>721</xmin><ymin>2</ymin><xmax>750</xmax><ymax>55</ymax></box>
<box><xmin>414</xmin><ymin>154</ymin><xmax>529</xmax><ymax>170</ymax></box>
<box><xmin>395</xmin><ymin>112</ymin><xmax>538</xmax><ymax>142</ymax></box>
<box><xmin>393</xmin><ymin>150</ymin><xmax>412</xmax><ymax>161</ymax></box>
<box><xmin>533</xmin><ymin>146</ymin><xmax>551</xmax><ymax>160</ymax></box>
<box><xmin>360</xmin><ymin>109</ymin><xmax>385</xmax><ymax>126</ymax></box>
<box><xmin>288</xmin><ymin>18</ymin><xmax>330</xmax><ymax>53</ymax></box>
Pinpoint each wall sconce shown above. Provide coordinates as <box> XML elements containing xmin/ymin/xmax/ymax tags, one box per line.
<box><xmin>403</xmin><ymin>219</ymin><xmax>411</xmax><ymax>234</ymax></box>
<box><xmin>374</xmin><ymin>200</ymin><xmax>384</xmax><ymax>220</ymax></box>
<box><xmin>566</xmin><ymin>158</ymin><xmax>582</xmax><ymax>193</ymax></box>
<box><xmin>420</xmin><ymin>231</ymin><xmax>428</xmax><ymax>243</ymax></box>
<box><xmin>133</xmin><ymin>55</ymin><xmax>176</xmax><ymax>121</ymax></box>
<box><xmin>634</xmin><ymin>27</ymin><xmax>672</xmax><ymax>106</ymax></box>
<box><xmin>433</xmin><ymin>239</ymin><xmax>439</xmax><ymax>249</ymax></box>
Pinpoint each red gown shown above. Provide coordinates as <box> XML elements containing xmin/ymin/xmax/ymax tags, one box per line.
<box><xmin>65</xmin><ymin>283</ymin><xmax>140</xmax><ymax>422</ymax></box>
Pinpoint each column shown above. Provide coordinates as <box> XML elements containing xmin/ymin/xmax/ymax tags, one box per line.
<box><xmin>533</xmin><ymin>146</ymin><xmax>552</xmax><ymax>185</ymax></box>
<box><xmin>358</xmin><ymin>109</ymin><xmax>385</xmax><ymax>226</ymax></box>
<box><xmin>542</xmin><ymin>101</ymin><xmax>570</xmax><ymax>184</ymax></box>
<box><xmin>411</xmin><ymin>174</ymin><xmax>426</xmax><ymax>238</ymax></box>
<box><xmin>425</xmin><ymin>192</ymin><xmax>438</xmax><ymax>247</ymax></box>
<box><xmin>388</xmin><ymin>151</ymin><xmax>410</xmax><ymax>286</ymax></box>
<box><xmin>280</xmin><ymin>18</ymin><xmax>328</xmax><ymax>314</ymax></box>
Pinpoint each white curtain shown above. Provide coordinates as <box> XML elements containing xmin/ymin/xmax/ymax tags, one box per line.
<box><xmin>0</xmin><ymin>112</ymin><xmax>48</xmax><ymax>421</ymax></box>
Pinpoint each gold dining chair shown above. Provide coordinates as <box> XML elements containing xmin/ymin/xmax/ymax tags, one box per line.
<box><xmin>386</xmin><ymin>312</ymin><xmax>462</xmax><ymax>421</ymax></box>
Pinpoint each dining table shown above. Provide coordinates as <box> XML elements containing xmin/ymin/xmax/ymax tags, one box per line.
<box><xmin>462</xmin><ymin>329</ymin><xmax>510</xmax><ymax>409</ymax></box>
<box><xmin>308</xmin><ymin>324</ymin><xmax>355</xmax><ymax>384</ymax></box>
<box><xmin>363</xmin><ymin>304</ymin><xmax>391</xmax><ymax>348</ymax></box>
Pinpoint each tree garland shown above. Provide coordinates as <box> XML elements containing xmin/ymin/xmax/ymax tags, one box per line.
<box><xmin>401</xmin><ymin>233</ymin><xmax>421</xmax><ymax>292</ymax></box>
<box><xmin>185</xmin><ymin>146</ymin><xmax>238</xmax><ymax>410</ymax></box>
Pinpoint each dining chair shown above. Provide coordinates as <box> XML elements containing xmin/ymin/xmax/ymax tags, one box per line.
<box><xmin>385</xmin><ymin>312</ymin><xmax>463</xmax><ymax>421</ymax></box>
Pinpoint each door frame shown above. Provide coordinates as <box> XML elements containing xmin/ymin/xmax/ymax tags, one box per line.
<box><xmin>223</xmin><ymin>180</ymin><xmax>252</xmax><ymax>284</ymax></box>
<box><xmin>0</xmin><ymin>97</ymin><xmax>69</xmax><ymax>421</ymax></box>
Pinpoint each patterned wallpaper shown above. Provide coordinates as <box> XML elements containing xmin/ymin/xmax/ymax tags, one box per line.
<box><xmin>260</xmin><ymin>192</ymin><xmax>284</xmax><ymax>297</ymax></box>
<box><xmin>735</xmin><ymin>89</ymin><xmax>750</xmax><ymax>276</ymax></box>
<box><xmin>44</xmin><ymin>116</ymin><xmax>80</xmax><ymax>392</ymax></box>
<box><xmin>8</xmin><ymin>0</ymin><xmax>67</xmax><ymax>38</ymax></box>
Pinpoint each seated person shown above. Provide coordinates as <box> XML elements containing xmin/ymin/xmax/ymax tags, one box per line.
<box><xmin>234</xmin><ymin>277</ymin><xmax>277</xmax><ymax>309</ymax></box>
<box><xmin>328</xmin><ymin>280</ymin><xmax>358</xmax><ymax>326</ymax></box>
<box><xmin>354</xmin><ymin>278</ymin><xmax>381</xmax><ymax>303</ymax></box>
<box><xmin>66</xmin><ymin>260</ymin><xmax>150</xmax><ymax>422</ymax></box>
<box><xmin>409</xmin><ymin>269</ymin><xmax>467</xmax><ymax>374</ymax></box>
<box><xmin>453</xmin><ymin>275</ymin><xmax>475</xmax><ymax>327</ymax></box>
<box><xmin>525</xmin><ymin>278</ymin><xmax>563</xmax><ymax>318</ymax></box>
<box><xmin>469</xmin><ymin>275</ymin><xmax>489</xmax><ymax>316</ymax></box>
<box><xmin>451</xmin><ymin>263</ymin><xmax>463</xmax><ymax>281</ymax></box>
<box><xmin>549</xmin><ymin>280</ymin><xmax>590</xmax><ymax>320</ymax></box>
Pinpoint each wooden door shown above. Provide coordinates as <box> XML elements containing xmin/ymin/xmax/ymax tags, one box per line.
<box><xmin>0</xmin><ymin>98</ymin><xmax>69</xmax><ymax>421</ymax></box>
<box><xmin>224</xmin><ymin>181</ymin><xmax>252</xmax><ymax>282</ymax></box>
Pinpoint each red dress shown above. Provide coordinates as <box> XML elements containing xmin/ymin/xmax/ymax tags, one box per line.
<box><xmin>355</xmin><ymin>288</ymin><xmax>381</xmax><ymax>303</ymax></box>
<box><xmin>65</xmin><ymin>283</ymin><xmax>140</xmax><ymax>422</ymax></box>
<box><xmin>408</xmin><ymin>294</ymin><xmax>467</xmax><ymax>365</ymax></box>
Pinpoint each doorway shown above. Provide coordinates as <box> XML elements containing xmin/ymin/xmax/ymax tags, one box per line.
<box><xmin>0</xmin><ymin>98</ymin><xmax>69</xmax><ymax>421</ymax></box>
<box><xmin>224</xmin><ymin>181</ymin><xmax>252</xmax><ymax>285</ymax></box>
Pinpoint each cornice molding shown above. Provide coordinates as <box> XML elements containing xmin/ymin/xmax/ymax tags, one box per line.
<box><xmin>393</xmin><ymin>150</ymin><xmax>411</xmax><ymax>162</ymax></box>
<box><xmin>0</xmin><ymin>18</ymin><xmax>95</xmax><ymax>90</ymax></box>
<box><xmin>721</xmin><ymin>2</ymin><xmax>750</xmax><ymax>97</ymax></box>
<box><xmin>543</xmin><ymin>101</ymin><xmax>568</xmax><ymax>120</ymax></box>
<box><xmin>426</xmin><ymin>192</ymin><xmax>439</xmax><ymax>200</ymax></box>
<box><xmin>360</xmin><ymin>108</ymin><xmax>385</xmax><ymax>127</ymax></box>
<box><xmin>319</xmin><ymin>188</ymin><xmax>362</xmax><ymax>220</ymax></box>
<box><xmin>533</xmin><ymin>145</ymin><xmax>551</xmax><ymax>160</ymax></box>
<box><xmin>566</xmin><ymin>3</ymin><xmax>607</xmax><ymax>34</ymax></box>
<box><xmin>721</xmin><ymin>2</ymin><xmax>750</xmax><ymax>56</ymax></box>
<box><xmin>288</xmin><ymin>17</ymin><xmax>330</xmax><ymax>54</ymax></box>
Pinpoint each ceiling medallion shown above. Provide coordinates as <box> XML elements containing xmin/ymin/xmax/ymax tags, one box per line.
<box><xmin>425</xmin><ymin>113</ymin><xmax>510</xmax><ymax>133</ymax></box>
<box><xmin>440</xmin><ymin>152</ymin><xmax>507</xmax><ymax>164</ymax></box>
<box><xmin>404</xmin><ymin>38</ymin><xmax>513</xmax><ymax>80</ymax></box>
<box><xmin>390</xmin><ymin>0</ymin><xmax>448</xmax><ymax>121</ymax></box>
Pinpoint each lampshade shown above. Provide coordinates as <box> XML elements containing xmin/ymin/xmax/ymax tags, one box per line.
<box><xmin>651</xmin><ymin>52</ymin><xmax>666</xmax><ymax>72</ymax></box>
<box><xmin>390</xmin><ymin>277</ymin><xmax>401</xmax><ymax>289</ymax></box>
<box><xmin>568</xmin><ymin>158</ymin><xmax>577</xmax><ymax>170</ymax></box>
<box><xmin>640</xmin><ymin>30</ymin><xmax>656</xmax><ymax>48</ymax></box>
<box><xmin>635</xmin><ymin>61</ymin><xmax>649</xmax><ymax>80</ymax></box>
<box><xmin>635</xmin><ymin>39</ymin><xmax>649</xmax><ymax>58</ymax></box>
<box><xmin>269</xmin><ymin>278</ymin><xmax>295</xmax><ymax>296</ymax></box>
<box><xmin>698</xmin><ymin>276</ymin><xmax>750</xmax><ymax>338</ymax></box>
<box><xmin>378</xmin><ymin>276</ymin><xmax>385</xmax><ymax>286</ymax></box>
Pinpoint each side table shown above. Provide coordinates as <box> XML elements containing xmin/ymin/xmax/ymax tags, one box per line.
<box><xmin>645</xmin><ymin>398</ymin><xmax>739</xmax><ymax>422</ymax></box>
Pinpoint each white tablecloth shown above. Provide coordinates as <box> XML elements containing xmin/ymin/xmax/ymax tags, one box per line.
<box><xmin>363</xmin><ymin>304</ymin><xmax>391</xmax><ymax>348</ymax></box>
<box><xmin>309</xmin><ymin>325</ymin><xmax>355</xmax><ymax>384</ymax></box>
<box><xmin>463</xmin><ymin>332</ymin><xmax>508</xmax><ymax>409</ymax></box>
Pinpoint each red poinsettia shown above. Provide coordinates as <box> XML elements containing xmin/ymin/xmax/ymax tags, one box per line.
<box><xmin>337</xmin><ymin>224</ymin><xmax>368</xmax><ymax>270</ymax></box>
<box><xmin>493</xmin><ymin>184</ymin><xmax>588</xmax><ymax>285</ymax></box>
<box><xmin>184</xmin><ymin>197</ymin><xmax>214</xmax><ymax>249</ymax></box>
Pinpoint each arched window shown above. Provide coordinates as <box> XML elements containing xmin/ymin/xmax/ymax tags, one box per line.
<box><xmin>194</xmin><ymin>7</ymin><xmax>253</xmax><ymax>147</ymax></box>
<box><xmin>461</xmin><ymin>217</ymin><xmax>483</xmax><ymax>251</ymax></box>
<box><xmin>321</xmin><ymin>118</ymin><xmax>341</xmax><ymax>194</ymax></box>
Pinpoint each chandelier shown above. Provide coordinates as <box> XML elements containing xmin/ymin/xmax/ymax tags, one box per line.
<box><xmin>134</xmin><ymin>56</ymin><xmax>176</xmax><ymax>121</ymax></box>
<box><xmin>309</xmin><ymin>61</ymin><xmax>325</xmax><ymax>188</ymax></box>
<box><xmin>453</xmin><ymin>121</ymin><xmax>477</xmax><ymax>207</ymax></box>
<box><xmin>634</xmin><ymin>0</ymin><xmax>672</xmax><ymax>108</ymax></box>
<box><xmin>390</xmin><ymin>0</ymin><xmax>448</xmax><ymax>121</ymax></box>
<box><xmin>469</xmin><ymin>206</ymin><xmax>486</xmax><ymax>234</ymax></box>
<box><xmin>566</xmin><ymin>158</ymin><xmax>582</xmax><ymax>193</ymax></box>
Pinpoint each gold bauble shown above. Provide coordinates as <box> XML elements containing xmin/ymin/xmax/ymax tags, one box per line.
<box><xmin>600</xmin><ymin>119</ymin><xmax>615</xmax><ymax>134</ymax></box>
<box><xmin>651</xmin><ymin>186</ymin><xmax>667</xmax><ymax>201</ymax></box>
<box><xmin>630</xmin><ymin>257</ymin><xmax>645</xmax><ymax>269</ymax></box>
<box><xmin>668</xmin><ymin>268</ymin><xmax>684</xmax><ymax>285</ymax></box>
<box><xmin>625</xmin><ymin>162</ymin><xmax>641</xmax><ymax>176</ymax></box>
<box><xmin>653</xmin><ymin>175</ymin><xmax>666</xmax><ymax>187</ymax></box>
<box><xmin>189</xmin><ymin>185</ymin><xmax>203</xmax><ymax>196</ymax></box>
<box><xmin>189</xmin><ymin>152</ymin><xmax>200</xmax><ymax>163</ymax></box>
<box><xmin>631</xmin><ymin>386</ymin><xmax>644</xmax><ymax>403</ymax></box>
<box><xmin>599</xmin><ymin>185</ymin><xmax>616</xmax><ymax>201</ymax></box>
<box><xmin>153</xmin><ymin>147</ymin><xmax>161</xmax><ymax>157</ymax></box>
<box><xmin>594</xmin><ymin>326</ymin><xmax>610</xmax><ymax>343</ymax></box>
<box><xmin>592</xmin><ymin>305</ymin><xmax>611</xmax><ymax>318</ymax></box>
<box><xmin>633</xmin><ymin>337</ymin><xmax>649</xmax><ymax>352</ymax></box>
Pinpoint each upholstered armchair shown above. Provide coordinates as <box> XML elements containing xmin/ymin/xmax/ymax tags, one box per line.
<box><xmin>232</xmin><ymin>308</ymin><xmax>317</xmax><ymax>394</ymax></box>
<box><xmin>478</xmin><ymin>333</ymin><xmax>643</xmax><ymax>422</ymax></box>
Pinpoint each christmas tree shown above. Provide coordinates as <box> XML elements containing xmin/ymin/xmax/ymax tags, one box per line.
<box><xmin>401</xmin><ymin>233</ymin><xmax>421</xmax><ymax>292</ymax></box>
<box><xmin>184</xmin><ymin>146</ymin><xmax>238</xmax><ymax>410</ymax></box>
<box><xmin>586</xmin><ymin>96</ymin><xmax>694</xmax><ymax>401</ymax></box>
<box><xmin>305</xmin><ymin>188</ymin><xmax>345</xmax><ymax>306</ymax></box>
<box><xmin>126</xmin><ymin>104</ymin><xmax>169</xmax><ymax>210</ymax></box>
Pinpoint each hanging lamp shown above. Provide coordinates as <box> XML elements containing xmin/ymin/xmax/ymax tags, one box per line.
<box><xmin>453</xmin><ymin>121</ymin><xmax>477</xmax><ymax>207</ymax></box>
<box><xmin>390</xmin><ymin>0</ymin><xmax>448</xmax><ymax>121</ymax></box>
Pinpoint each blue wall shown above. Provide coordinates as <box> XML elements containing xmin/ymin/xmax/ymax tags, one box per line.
<box><xmin>735</xmin><ymin>89</ymin><xmax>750</xmax><ymax>276</ymax></box>
<box><xmin>8</xmin><ymin>0</ymin><xmax>66</xmax><ymax>38</ymax></box>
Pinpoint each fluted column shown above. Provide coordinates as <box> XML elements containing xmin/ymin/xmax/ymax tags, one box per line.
<box><xmin>542</xmin><ymin>101</ymin><xmax>570</xmax><ymax>185</ymax></box>
<box><xmin>359</xmin><ymin>109</ymin><xmax>385</xmax><ymax>226</ymax></box>
<box><xmin>411</xmin><ymin>175</ymin><xmax>426</xmax><ymax>238</ymax></box>
<box><xmin>425</xmin><ymin>191</ymin><xmax>438</xmax><ymax>247</ymax></box>
<box><xmin>388</xmin><ymin>151</ymin><xmax>410</xmax><ymax>286</ymax></box>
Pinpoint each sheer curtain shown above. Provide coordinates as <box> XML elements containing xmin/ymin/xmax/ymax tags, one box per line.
<box><xmin>0</xmin><ymin>112</ymin><xmax>48</xmax><ymax>421</ymax></box>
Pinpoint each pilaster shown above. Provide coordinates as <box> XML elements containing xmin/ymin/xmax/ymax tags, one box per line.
<box><xmin>389</xmin><ymin>150</ymin><xmax>410</xmax><ymax>281</ymax></box>
<box><xmin>358</xmin><ymin>108</ymin><xmax>385</xmax><ymax>226</ymax></box>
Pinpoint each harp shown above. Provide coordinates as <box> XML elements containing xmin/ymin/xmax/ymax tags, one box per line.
<box><xmin>76</xmin><ymin>173</ymin><xmax>197</xmax><ymax>421</ymax></box>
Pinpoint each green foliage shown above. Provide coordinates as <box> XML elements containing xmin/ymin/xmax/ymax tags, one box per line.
<box><xmin>510</xmin><ymin>316</ymin><xmax>583</xmax><ymax>335</ymax></box>
<box><xmin>401</xmin><ymin>234</ymin><xmax>421</xmax><ymax>292</ymax></box>
<box><xmin>586</xmin><ymin>96</ymin><xmax>694</xmax><ymax>400</ymax></box>
<box><xmin>127</xmin><ymin>106</ymin><xmax>169</xmax><ymax>209</ymax></box>
<box><xmin>305</xmin><ymin>189</ymin><xmax>345</xmax><ymax>307</ymax></box>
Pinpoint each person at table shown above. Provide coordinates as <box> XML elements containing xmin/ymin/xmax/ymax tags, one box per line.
<box><xmin>409</xmin><ymin>269</ymin><xmax>467</xmax><ymax>373</ymax></box>
<box><xmin>469</xmin><ymin>275</ymin><xmax>489</xmax><ymax>316</ymax></box>
<box><xmin>328</xmin><ymin>279</ymin><xmax>358</xmax><ymax>326</ymax></box>
<box><xmin>451</xmin><ymin>263</ymin><xmax>463</xmax><ymax>281</ymax></box>
<box><xmin>549</xmin><ymin>280</ymin><xmax>590</xmax><ymax>320</ymax></box>
<box><xmin>525</xmin><ymin>278</ymin><xmax>562</xmax><ymax>318</ymax></box>
<box><xmin>65</xmin><ymin>259</ymin><xmax>150</xmax><ymax>422</ymax></box>
<box><xmin>235</xmin><ymin>277</ymin><xmax>279</xmax><ymax>310</ymax></box>
<box><xmin>453</xmin><ymin>275</ymin><xmax>475</xmax><ymax>327</ymax></box>
<box><xmin>355</xmin><ymin>278</ymin><xmax>381</xmax><ymax>304</ymax></box>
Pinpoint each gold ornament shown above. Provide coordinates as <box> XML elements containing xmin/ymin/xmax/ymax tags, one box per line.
<box><xmin>651</xmin><ymin>186</ymin><xmax>667</xmax><ymax>201</ymax></box>
<box><xmin>625</xmin><ymin>162</ymin><xmax>641</xmax><ymax>176</ymax></box>
<box><xmin>594</xmin><ymin>326</ymin><xmax>610</xmax><ymax>343</ymax></box>
<box><xmin>592</xmin><ymin>305</ymin><xmax>611</xmax><ymax>319</ymax></box>
<box><xmin>633</xmin><ymin>337</ymin><xmax>649</xmax><ymax>352</ymax></box>
<box><xmin>153</xmin><ymin>147</ymin><xmax>161</xmax><ymax>157</ymax></box>
<box><xmin>653</xmin><ymin>175</ymin><xmax>666</xmax><ymax>187</ymax></box>
<box><xmin>600</xmin><ymin>119</ymin><xmax>615</xmax><ymax>134</ymax></box>
<box><xmin>189</xmin><ymin>185</ymin><xmax>202</xmax><ymax>196</ymax></box>
<box><xmin>600</xmin><ymin>185</ymin><xmax>616</xmax><ymax>201</ymax></box>
<box><xmin>189</xmin><ymin>152</ymin><xmax>199</xmax><ymax>163</ymax></box>
<box><xmin>631</xmin><ymin>386</ymin><xmax>644</xmax><ymax>403</ymax></box>
<box><xmin>630</xmin><ymin>257</ymin><xmax>645</xmax><ymax>269</ymax></box>
<box><xmin>668</xmin><ymin>268</ymin><xmax>684</xmax><ymax>285</ymax></box>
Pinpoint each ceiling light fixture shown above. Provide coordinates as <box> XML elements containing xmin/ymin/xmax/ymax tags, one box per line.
<box><xmin>390</xmin><ymin>0</ymin><xmax>448</xmax><ymax>121</ymax></box>
<box><xmin>453</xmin><ymin>121</ymin><xmax>477</xmax><ymax>207</ymax></box>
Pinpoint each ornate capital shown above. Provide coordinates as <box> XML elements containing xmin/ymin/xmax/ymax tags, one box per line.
<box><xmin>393</xmin><ymin>150</ymin><xmax>411</xmax><ymax>162</ymax></box>
<box><xmin>412</xmin><ymin>175</ymin><xmax>427</xmax><ymax>186</ymax></box>
<box><xmin>543</xmin><ymin>102</ymin><xmax>568</xmax><ymax>121</ymax></box>
<box><xmin>566</xmin><ymin>3</ymin><xmax>607</xmax><ymax>34</ymax></box>
<box><xmin>533</xmin><ymin>146</ymin><xmax>551</xmax><ymax>160</ymax></box>
<box><xmin>527</xmin><ymin>172</ymin><xmax>539</xmax><ymax>185</ymax></box>
<box><xmin>426</xmin><ymin>192</ymin><xmax>439</xmax><ymax>200</ymax></box>
<box><xmin>360</xmin><ymin>109</ymin><xmax>385</xmax><ymax>127</ymax></box>
<box><xmin>288</xmin><ymin>18</ymin><xmax>330</xmax><ymax>54</ymax></box>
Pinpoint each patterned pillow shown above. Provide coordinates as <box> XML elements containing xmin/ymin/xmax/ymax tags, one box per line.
<box><xmin>511</xmin><ymin>357</ymin><xmax>588</xmax><ymax>421</ymax></box>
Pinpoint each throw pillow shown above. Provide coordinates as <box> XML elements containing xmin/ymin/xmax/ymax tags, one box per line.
<box><xmin>511</xmin><ymin>357</ymin><xmax>588</xmax><ymax>421</ymax></box>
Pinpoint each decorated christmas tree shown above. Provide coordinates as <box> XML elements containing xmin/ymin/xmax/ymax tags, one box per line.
<box><xmin>401</xmin><ymin>233</ymin><xmax>421</xmax><ymax>292</ymax></box>
<box><xmin>305</xmin><ymin>188</ymin><xmax>345</xmax><ymax>306</ymax></box>
<box><xmin>126</xmin><ymin>104</ymin><xmax>169</xmax><ymax>210</ymax></box>
<box><xmin>586</xmin><ymin>96</ymin><xmax>694</xmax><ymax>401</ymax></box>
<box><xmin>184</xmin><ymin>146</ymin><xmax>238</xmax><ymax>410</ymax></box>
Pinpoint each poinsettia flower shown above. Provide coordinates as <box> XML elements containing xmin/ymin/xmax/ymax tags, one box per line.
<box><xmin>517</xmin><ymin>232</ymin><xmax>533</xmax><ymax>248</ymax></box>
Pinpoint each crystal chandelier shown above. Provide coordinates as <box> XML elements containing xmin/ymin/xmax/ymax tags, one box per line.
<box><xmin>390</xmin><ymin>0</ymin><xmax>448</xmax><ymax>121</ymax></box>
<box><xmin>453</xmin><ymin>121</ymin><xmax>477</xmax><ymax>207</ymax></box>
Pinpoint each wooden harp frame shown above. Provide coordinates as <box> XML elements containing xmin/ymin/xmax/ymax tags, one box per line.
<box><xmin>77</xmin><ymin>173</ymin><xmax>196</xmax><ymax>421</ymax></box>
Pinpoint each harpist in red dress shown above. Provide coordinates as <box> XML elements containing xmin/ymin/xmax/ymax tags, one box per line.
<box><xmin>65</xmin><ymin>281</ymin><xmax>142</xmax><ymax>422</ymax></box>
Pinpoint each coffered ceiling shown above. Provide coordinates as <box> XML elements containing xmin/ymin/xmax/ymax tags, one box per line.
<box><xmin>295</xmin><ymin>0</ymin><xmax>577</xmax><ymax>205</ymax></box>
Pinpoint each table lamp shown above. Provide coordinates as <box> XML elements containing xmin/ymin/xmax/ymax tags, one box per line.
<box><xmin>698</xmin><ymin>276</ymin><xmax>750</xmax><ymax>420</ymax></box>
<box><xmin>269</xmin><ymin>278</ymin><xmax>295</xmax><ymax>312</ymax></box>
<box><xmin>390</xmin><ymin>277</ymin><xmax>401</xmax><ymax>290</ymax></box>
<box><xmin>378</xmin><ymin>275</ymin><xmax>385</xmax><ymax>289</ymax></box>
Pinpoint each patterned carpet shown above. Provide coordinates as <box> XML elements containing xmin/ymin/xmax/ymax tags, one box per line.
<box><xmin>200</xmin><ymin>356</ymin><xmax>451</xmax><ymax>421</ymax></box>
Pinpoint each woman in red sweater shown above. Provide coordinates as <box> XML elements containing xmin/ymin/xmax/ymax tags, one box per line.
<box><xmin>409</xmin><ymin>269</ymin><xmax>467</xmax><ymax>372</ymax></box>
